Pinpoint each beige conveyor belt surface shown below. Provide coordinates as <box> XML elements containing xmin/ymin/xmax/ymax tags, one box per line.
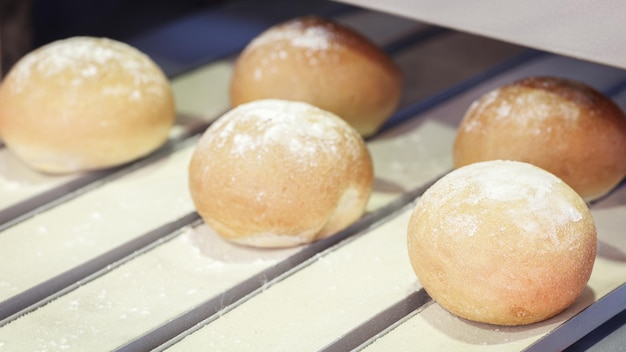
<box><xmin>0</xmin><ymin>5</ymin><xmax>625</xmax><ymax>352</ymax></box>
<box><xmin>165</xmin><ymin>57</ymin><xmax>626</xmax><ymax>351</ymax></box>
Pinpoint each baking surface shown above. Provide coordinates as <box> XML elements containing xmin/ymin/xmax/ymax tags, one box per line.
<box><xmin>0</xmin><ymin>2</ymin><xmax>625</xmax><ymax>351</ymax></box>
<box><xmin>334</xmin><ymin>0</ymin><xmax>626</xmax><ymax>70</ymax></box>
<box><xmin>166</xmin><ymin>207</ymin><xmax>420</xmax><ymax>352</ymax></box>
<box><xmin>162</xmin><ymin>55</ymin><xmax>626</xmax><ymax>351</ymax></box>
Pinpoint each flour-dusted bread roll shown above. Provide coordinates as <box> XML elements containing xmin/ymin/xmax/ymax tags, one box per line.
<box><xmin>454</xmin><ymin>76</ymin><xmax>626</xmax><ymax>200</ymax></box>
<box><xmin>407</xmin><ymin>160</ymin><xmax>596</xmax><ymax>326</ymax></box>
<box><xmin>0</xmin><ymin>36</ymin><xmax>175</xmax><ymax>173</ymax></box>
<box><xmin>230</xmin><ymin>16</ymin><xmax>402</xmax><ymax>137</ymax></box>
<box><xmin>188</xmin><ymin>99</ymin><xmax>374</xmax><ymax>248</ymax></box>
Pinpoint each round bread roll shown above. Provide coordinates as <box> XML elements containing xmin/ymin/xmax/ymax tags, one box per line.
<box><xmin>188</xmin><ymin>99</ymin><xmax>374</xmax><ymax>248</ymax></box>
<box><xmin>454</xmin><ymin>76</ymin><xmax>626</xmax><ymax>201</ymax></box>
<box><xmin>407</xmin><ymin>160</ymin><xmax>597</xmax><ymax>326</ymax></box>
<box><xmin>0</xmin><ymin>36</ymin><xmax>175</xmax><ymax>173</ymax></box>
<box><xmin>230</xmin><ymin>16</ymin><xmax>402</xmax><ymax>137</ymax></box>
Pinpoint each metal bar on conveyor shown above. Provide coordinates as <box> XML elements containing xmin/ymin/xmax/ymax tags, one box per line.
<box><xmin>0</xmin><ymin>213</ymin><xmax>202</xmax><ymax>325</ymax></box>
<box><xmin>321</xmin><ymin>289</ymin><xmax>432</xmax><ymax>352</ymax></box>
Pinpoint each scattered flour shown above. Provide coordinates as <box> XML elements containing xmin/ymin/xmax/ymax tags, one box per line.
<box><xmin>247</xmin><ymin>19</ymin><xmax>335</xmax><ymax>52</ymax></box>
<box><xmin>7</xmin><ymin>37</ymin><xmax>166</xmax><ymax>100</ymax></box>
<box><xmin>420</xmin><ymin>160</ymin><xmax>584</xmax><ymax>248</ymax></box>
<box><xmin>244</xmin><ymin>17</ymin><xmax>340</xmax><ymax>81</ymax></box>
<box><xmin>200</xmin><ymin>99</ymin><xmax>361</xmax><ymax>162</ymax></box>
<box><xmin>462</xmin><ymin>85</ymin><xmax>581</xmax><ymax>133</ymax></box>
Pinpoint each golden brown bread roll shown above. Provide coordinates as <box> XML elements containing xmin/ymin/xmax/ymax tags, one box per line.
<box><xmin>454</xmin><ymin>76</ymin><xmax>626</xmax><ymax>201</ymax></box>
<box><xmin>229</xmin><ymin>16</ymin><xmax>402</xmax><ymax>137</ymax></box>
<box><xmin>0</xmin><ymin>36</ymin><xmax>175</xmax><ymax>173</ymax></box>
<box><xmin>188</xmin><ymin>99</ymin><xmax>373</xmax><ymax>248</ymax></box>
<box><xmin>407</xmin><ymin>160</ymin><xmax>597</xmax><ymax>326</ymax></box>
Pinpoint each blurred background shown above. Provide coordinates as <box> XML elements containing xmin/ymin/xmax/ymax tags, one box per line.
<box><xmin>0</xmin><ymin>0</ymin><xmax>356</xmax><ymax>77</ymax></box>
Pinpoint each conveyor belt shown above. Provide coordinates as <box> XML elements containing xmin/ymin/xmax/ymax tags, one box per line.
<box><xmin>0</xmin><ymin>1</ymin><xmax>625</xmax><ymax>351</ymax></box>
<box><xmin>0</xmin><ymin>9</ymin><xmax>437</xmax><ymax>324</ymax></box>
<box><xmin>155</xmin><ymin>56</ymin><xmax>626</xmax><ymax>352</ymax></box>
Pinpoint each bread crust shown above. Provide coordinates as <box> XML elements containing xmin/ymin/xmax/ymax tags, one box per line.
<box><xmin>188</xmin><ymin>99</ymin><xmax>373</xmax><ymax>248</ymax></box>
<box><xmin>453</xmin><ymin>76</ymin><xmax>626</xmax><ymax>200</ymax></box>
<box><xmin>0</xmin><ymin>37</ymin><xmax>175</xmax><ymax>173</ymax></box>
<box><xmin>230</xmin><ymin>16</ymin><xmax>402</xmax><ymax>137</ymax></box>
<box><xmin>407</xmin><ymin>160</ymin><xmax>597</xmax><ymax>326</ymax></box>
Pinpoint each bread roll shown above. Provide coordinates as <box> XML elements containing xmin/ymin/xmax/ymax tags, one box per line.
<box><xmin>230</xmin><ymin>16</ymin><xmax>402</xmax><ymax>137</ymax></box>
<box><xmin>454</xmin><ymin>76</ymin><xmax>626</xmax><ymax>200</ymax></box>
<box><xmin>407</xmin><ymin>160</ymin><xmax>597</xmax><ymax>326</ymax></box>
<box><xmin>0</xmin><ymin>36</ymin><xmax>175</xmax><ymax>173</ymax></box>
<box><xmin>188</xmin><ymin>99</ymin><xmax>373</xmax><ymax>248</ymax></box>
